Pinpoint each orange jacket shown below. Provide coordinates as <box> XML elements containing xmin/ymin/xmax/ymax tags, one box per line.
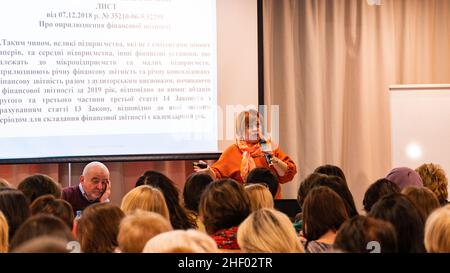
<box><xmin>210</xmin><ymin>144</ymin><xmax>297</xmax><ymax>198</ymax></box>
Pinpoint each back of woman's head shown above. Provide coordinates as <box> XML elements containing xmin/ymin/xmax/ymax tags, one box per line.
<box><xmin>183</xmin><ymin>172</ymin><xmax>213</xmax><ymax>213</ymax></box>
<box><xmin>10</xmin><ymin>214</ymin><xmax>74</xmax><ymax>251</ymax></box>
<box><xmin>12</xmin><ymin>236</ymin><xmax>71</xmax><ymax>253</ymax></box>
<box><xmin>297</xmin><ymin>173</ymin><xmax>328</xmax><ymax>208</ymax></box>
<box><xmin>386</xmin><ymin>167</ymin><xmax>423</xmax><ymax>190</ymax></box>
<box><xmin>135</xmin><ymin>171</ymin><xmax>195</xmax><ymax>229</ymax></box>
<box><xmin>118</xmin><ymin>210</ymin><xmax>173</xmax><ymax>253</ymax></box>
<box><xmin>77</xmin><ymin>203</ymin><xmax>125</xmax><ymax>253</ymax></box>
<box><xmin>244</xmin><ymin>184</ymin><xmax>274</xmax><ymax>212</ymax></box>
<box><xmin>143</xmin><ymin>229</ymin><xmax>218</xmax><ymax>253</ymax></box>
<box><xmin>314</xmin><ymin>176</ymin><xmax>358</xmax><ymax>217</ymax></box>
<box><xmin>121</xmin><ymin>185</ymin><xmax>169</xmax><ymax>220</ymax></box>
<box><xmin>369</xmin><ymin>193</ymin><xmax>425</xmax><ymax>253</ymax></box>
<box><xmin>0</xmin><ymin>188</ymin><xmax>30</xmax><ymax>239</ymax></box>
<box><xmin>30</xmin><ymin>195</ymin><xmax>74</xmax><ymax>229</ymax></box>
<box><xmin>302</xmin><ymin>186</ymin><xmax>349</xmax><ymax>241</ymax></box>
<box><xmin>334</xmin><ymin>215</ymin><xmax>398</xmax><ymax>253</ymax></box>
<box><xmin>17</xmin><ymin>174</ymin><xmax>61</xmax><ymax>203</ymax></box>
<box><xmin>424</xmin><ymin>204</ymin><xmax>450</xmax><ymax>253</ymax></box>
<box><xmin>314</xmin><ymin>165</ymin><xmax>347</xmax><ymax>186</ymax></box>
<box><xmin>416</xmin><ymin>163</ymin><xmax>448</xmax><ymax>206</ymax></box>
<box><xmin>402</xmin><ymin>186</ymin><xmax>440</xmax><ymax>223</ymax></box>
<box><xmin>363</xmin><ymin>178</ymin><xmax>400</xmax><ymax>212</ymax></box>
<box><xmin>0</xmin><ymin>211</ymin><xmax>8</xmax><ymax>253</ymax></box>
<box><xmin>0</xmin><ymin>178</ymin><xmax>11</xmax><ymax>188</ymax></box>
<box><xmin>199</xmin><ymin>179</ymin><xmax>251</xmax><ymax>234</ymax></box>
<box><xmin>245</xmin><ymin>168</ymin><xmax>279</xmax><ymax>198</ymax></box>
<box><xmin>237</xmin><ymin>208</ymin><xmax>304</xmax><ymax>253</ymax></box>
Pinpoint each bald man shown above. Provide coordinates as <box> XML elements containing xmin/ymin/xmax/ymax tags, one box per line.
<box><xmin>62</xmin><ymin>161</ymin><xmax>111</xmax><ymax>213</ymax></box>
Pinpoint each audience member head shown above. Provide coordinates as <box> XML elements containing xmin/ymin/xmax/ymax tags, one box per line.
<box><xmin>369</xmin><ymin>193</ymin><xmax>425</xmax><ymax>253</ymax></box>
<box><xmin>363</xmin><ymin>178</ymin><xmax>400</xmax><ymax>212</ymax></box>
<box><xmin>313</xmin><ymin>175</ymin><xmax>358</xmax><ymax>217</ymax></box>
<box><xmin>9</xmin><ymin>214</ymin><xmax>74</xmax><ymax>251</ymax></box>
<box><xmin>297</xmin><ymin>172</ymin><xmax>328</xmax><ymax>209</ymax></box>
<box><xmin>0</xmin><ymin>188</ymin><xmax>30</xmax><ymax>239</ymax></box>
<box><xmin>17</xmin><ymin>174</ymin><xmax>61</xmax><ymax>204</ymax></box>
<box><xmin>135</xmin><ymin>170</ymin><xmax>195</xmax><ymax>229</ymax></box>
<box><xmin>30</xmin><ymin>195</ymin><xmax>74</xmax><ymax>229</ymax></box>
<box><xmin>238</xmin><ymin>208</ymin><xmax>304</xmax><ymax>253</ymax></box>
<box><xmin>386</xmin><ymin>167</ymin><xmax>423</xmax><ymax>190</ymax></box>
<box><xmin>79</xmin><ymin>161</ymin><xmax>110</xmax><ymax>202</ymax></box>
<box><xmin>314</xmin><ymin>164</ymin><xmax>347</xmax><ymax>186</ymax></box>
<box><xmin>12</xmin><ymin>236</ymin><xmax>71</xmax><ymax>253</ymax></box>
<box><xmin>118</xmin><ymin>210</ymin><xmax>173</xmax><ymax>253</ymax></box>
<box><xmin>143</xmin><ymin>229</ymin><xmax>218</xmax><ymax>253</ymax></box>
<box><xmin>76</xmin><ymin>203</ymin><xmax>125</xmax><ymax>253</ymax></box>
<box><xmin>424</xmin><ymin>204</ymin><xmax>450</xmax><ymax>253</ymax></box>
<box><xmin>120</xmin><ymin>185</ymin><xmax>169</xmax><ymax>220</ymax></box>
<box><xmin>245</xmin><ymin>168</ymin><xmax>279</xmax><ymax>198</ymax></box>
<box><xmin>415</xmin><ymin>163</ymin><xmax>448</xmax><ymax>206</ymax></box>
<box><xmin>302</xmin><ymin>186</ymin><xmax>349</xmax><ymax>241</ymax></box>
<box><xmin>402</xmin><ymin>186</ymin><xmax>440</xmax><ymax>222</ymax></box>
<box><xmin>334</xmin><ymin>215</ymin><xmax>397</xmax><ymax>253</ymax></box>
<box><xmin>182</xmin><ymin>172</ymin><xmax>213</xmax><ymax>213</ymax></box>
<box><xmin>244</xmin><ymin>184</ymin><xmax>274</xmax><ymax>212</ymax></box>
<box><xmin>199</xmin><ymin>178</ymin><xmax>251</xmax><ymax>234</ymax></box>
<box><xmin>0</xmin><ymin>211</ymin><xmax>8</xmax><ymax>253</ymax></box>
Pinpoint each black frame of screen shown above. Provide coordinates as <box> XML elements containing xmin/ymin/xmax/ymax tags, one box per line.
<box><xmin>0</xmin><ymin>0</ymin><xmax>265</xmax><ymax>164</ymax></box>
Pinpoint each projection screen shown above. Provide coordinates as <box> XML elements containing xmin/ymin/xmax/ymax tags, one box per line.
<box><xmin>0</xmin><ymin>0</ymin><xmax>260</xmax><ymax>163</ymax></box>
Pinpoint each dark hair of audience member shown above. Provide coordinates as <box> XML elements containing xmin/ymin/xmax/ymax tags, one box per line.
<box><xmin>12</xmin><ymin>236</ymin><xmax>71</xmax><ymax>253</ymax></box>
<box><xmin>9</xmin><ymin>214</ymin><xmax>74</xmax><ymax>251</ymax></box>
<box><xmin>30</xmin><ymin>194</ymin><xmax>74</xmax><ymax>229</ymax></box>
<box><xmin>313</xmin><ymin>176</ymin><xmax>359</xmax><ymax>217</ymax></box>
<box><xmin>302</xmin><ymin>186</ymin><xmax>349</xmax><ymax>241</ymax></box>
<box><xmin>183</xmin><ymin>172</ymin><xmax>214</xmax><ymax>213</ymax></box>
<box><xmin>135</xmin><ymin>171</ymin><xmax>196</xmax><ymax>229</ymax></box>
<box><xmin>199</xmin><ymin>178</ymin><xmax>251</xmax><ymax>234</ymax></box>
<box><xmin>363</xmin><ymin>178</ymin><xmax>400</xmax><ymax>212</ymax></box>
<box><xmin>334</xmin><ymin>215</ymin><xmax>398</xmax><ymax>253</ymax></box>
<box><xmin>314</xmin><ymin>165</ymin><xmax>348</xmax><ymax>187</ymax></box>
<box><xmin>402</xmin><ymin>186</ymin><xmax>440</xmax><ymax>223</ymax></box>
<box><xmin>17</xmin><ymin>174</ymin><xmax>62</xmax><ymax>204</ymax></box>
<box><xmin>297</xmin><ymin>173</ymin><xmax>328</xmax><ymax>209</ymax></box>
<box><xmin>76</xmin><ymin>203</ymin><xmax>125</xmax><ymax>253</ymax></box>
<box><xmin>368</xmin><ymin>193</ymin><xmax>425</xmax><ymax>253</ymax></box>
<box><xmin>0</xmin><ymin>188</ymin><xmax>30</xmax><ymax>239</ymax></box>
<box><xmin>245</xmin><ymin>167</ymin><xmax>279</xmax><ymax>198</ymax></box>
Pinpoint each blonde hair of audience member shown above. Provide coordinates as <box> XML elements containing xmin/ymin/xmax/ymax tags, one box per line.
<box><xmin>424</xmin><ymin>204</ymin><xmax>450</xmax><ymax>253</ymax></box>
<box><xmin>142</xmin><ymin>229</ymin><xmax>218</xmax><ymax>253</ymax></box>
<box><xmin>415</xmin><ymin>163</ymin><xmax>449</xmax><ymax>206</ymax></box>
<box><xmin>11</xmin><ymin>236</ymin><xmax>70</xmax><ymax>253</ymax></box>
<box><xmin>77</xmin><ymin>203</ymin><xmax>125</xmax><ymax>253</ymax></box>
<box><xmin>244</xmin><ymin>184</ymin><xmax>274</xmax><ymax>212</ymax></box>
<box><xmin>117</xmin><ymin>210</ymin><xmax>173</xmax><ymax>253</ymax></box>
<box><xmin>237</xmin><ymin>208</ymin><xmax>304</xmax><ymax>253</ymax></box>
<box><xmin>402</xmin><ymin>186</ymin><xmax>440</xmax><ymax>222</ymax></box>
<box><xmin>120</xmin><ymin>185</ymin><xmax>170</xmax><ymax>220</ymax></box>
<box><xmin>0</xmin><ymin>211</ymin><xmax>8</xmax><ymax>253</ymax></box>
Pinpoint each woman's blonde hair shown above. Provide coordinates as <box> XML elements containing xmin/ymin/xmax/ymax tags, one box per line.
<box><xmin>237</xmin><ymin>208</ymin><xmax>304</xmax><ymax>253</ymax></box>
<box><xmin>118</xmin><ymin>210</ymin><xmax>172</xmax><ymax>253</ymax></box>
<box><xmin>235</xmin><ymin>109</ymin><xmax>262</xmax><ymax>141</ymax></box>
<box><xmin>416</xmin><ymin>163</ymin><xmax>448</xmax><ymax>205</ymax></box>
<box><xmin>424</xmin><ymin>204</ymin><xmax>450</xmax><ymax>253</ymax></box>
<box><xmin>244</xmin><ymin>184</ymin><xmax>274</xmax><ymax>212</ymax></box>
<box><xmin>120</xmin><ymin>185</ymin><xmax>170</xmax><ymax>220</ymax></box>
<box><xmin>0</xmin><ymin>211</ymin><xmax>8</xmax><ymax>253</ymax></box>
<box><xmin>143</xmin><ymin>229</ymin><xmax>218</xmax><ymax>253</ymax></box>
